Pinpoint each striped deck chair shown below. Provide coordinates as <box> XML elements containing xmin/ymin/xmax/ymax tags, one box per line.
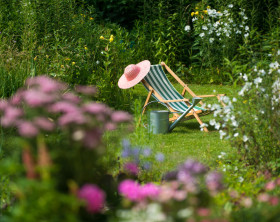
<box><xmin>140</xmin><ymin>62</ymin><xmax>225</xmax><ymax>132</ymax></box>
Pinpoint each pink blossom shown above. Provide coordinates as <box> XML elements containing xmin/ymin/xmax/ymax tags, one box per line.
<box><xmin>75</xmin><ymin>85</ymin><xmax>97</xmax><ymax>95</ymax></box>
<box><xmin>23</xmin><ymin>89</ymin><xmax>54</xmax><ymax>107</ymax></box>
<box><xmin>118</xmin><ymin>179</ymin><xmax>141</xmax><ymax>201</ymax></box>
<box><xmin>62</xmin><ymin>92</ymin><xmax>81</xmax><ymax>104</ymax></box>
<box><xmin>197</xmin><ymin>208</ymin><xmax>211</xmax><ymax>217</ymax></box>
<box><xmin>83</xmin><ymin>103</ymin><xmax>110</xmax><ymax>114</ymax></box>
<box><xmin>140</xmin><ymin>183</ymin><xmax>160</xmax><ymax>199</ymax></box>
<box><xmin>0</xmin><ymin>100</ymin><xmax>8</xmax><ymax>111</ymax></box>
<box><xmin>33</xmin><ymin>117</ymin><xmax>55</xmax><ymax>131</ymax></box>
<box><xmin>83</xmin><ymin>128</ymin><xmax>102</xmax><ymax>149</ymax></box>
<box><xmin>10</xmin><ymin>90</ymin><xmax>24</xmax><ymax>105</ymax></box>
<box><xmin>111</xmin><ymin>111</ymin><xmax>132</xmax><ymax>123</ymax></box>
<box><xmin>205</xmin><ymin>171</ymin><xmax>223</xmax><ymax>191</ymax></box>
<box><xmin>124</xmin><ymin>162</ymin><xmax>139</xmax><ymax>175</ymax></box>
<box><xmin>265</xmin><ymin>181</ymin><xmax>276</xmax><ymax>191</ymax></box>
<box><xmin>26</xmin><ymin>75</ymin><xmax>66</xmax><ymax>93</ymax></box>
<box><xmin>58</xmin><ymin>112</ymin><xmax>86</xmax><ymax>126</ymax></box>
<box><xmin>105</xmin><ymin>122</ymin><xmax>116</xmax><ymax>131</ymax></box>
<box><xmin>173</xmin><ymin>190</ymin><xmax>187</xmax><ymax>201</ymax></box>
<box><xmin>17</xmin><ymin>121</ymin><xmax>39</xmax><ymax>137</ymax></box>
<box><xmin>257</xmin><ymin>193</ymin><xmax>270</xmax><ymax>202</ymax></box>
<box><xmin>50</xmin><ymin>101</ymin><xmax>79</xmax><ymax>114</ymax></box>
<box><xmin>78</xmin><ymin>184</ymin><xmax>106</xmax><ymax>214</ymax></box>
<box><xmin>269</xmin><ymin>196</ymin><xmax>279</xmax><ymax>206</ymax></box>
<box><xmin>1</xmin><ymin>106</ymin><xmax>23</xmax><ymax>126</ymax></box>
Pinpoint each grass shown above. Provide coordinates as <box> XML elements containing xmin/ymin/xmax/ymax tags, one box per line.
<box><xmin>122</xmin><ymin>82</ymin><xmax>241</xmax><ymax>181</ymax></box>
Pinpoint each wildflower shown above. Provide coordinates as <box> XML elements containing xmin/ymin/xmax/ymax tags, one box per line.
<box><xmin>205</xmin><ymin>171</ymin><xmax>223</xmax><ymax>191</ymax></box>
<box><xmin>124</xmin><ymin>162</ymin><xmax>139</xmax><ymax>175</ymax></box>
<box><xmin>100</xmin><ymin>36</ymin><xmax>105</xmax><ymax>40</ymax></box>
<box><xmin>244</xmin><ymin>33</ymin><xmax>249</xmax><ymax>38</ymax></box>
<box><xmin>155</xmin><ymin>152</ymin><xmax>165</xmax><ymax>162</ymax></box>
<box><xmin>89</xmin><ymin>17</ymin><xmax>94</xmax><ymax>20</ymax></box>
<box><xmin>209</xmin><ymin>38</ymin><xmax>214</xmax><ymax>43</ymax></box>
<box><xmin>61</xmin><ymin>65</ymin><xmax>65</xmax><ymax>69</ymax></box>
<box><xmin>207</xmin><ymin>6</ymin><xmax>211</xmax><ymax>9</ymax></box>
<box><xmin>202</xmin><ymin>25</ymin><xmax>208</xmax><ymax>30</ymax></box>
<box><xmin>195</xmin><ymin>11</ymin><xmax>199</xmax><ymax>15</ymax></box>
<box><xmin>234</xmin><ymin>132</ymin><xmax>239</xmax><ymax>137</ymax></box>
<box><xmin>191</xmin><ymin>12</ymin><xmax>195</xmax><ymax>17</ymax></box>
<box><xmin>33</xmin><ymin>117</ymin><xmax>55</xmax><ymax>131</ymax></box>
<box><xmin>109</xmin><ymin>35</ymin><xmax>114</xmax><ymax>42</ymax></box>
<box><xmin>34</xmin><ymin>56</ymin><xmax>37</xmax><ymax>61</ymax></box>
<box><xmin>75</xmin><ymin>85</ymin><xmax>97</xmax><ymax>95</ymax></box>
<box><xmin>72</xmin><ymin>62</ymin><xmax>76</xmax><ymax>65</ymax></box>
<box><xmin>65</xmin><ymin>58</ymin><xmax>71</xmax><ymax>61</ymax></box>
<box><xmin>203</xmin><ymin>10</ymin><xmax>208</xmax><ymax>14</ymax></box>
<box><xmin>96</xmin><ymin>60</ymin><xmax>100</xmax><ymax>64</ymax></box>
<box><xmin>199</xmin><ymin>33</ymin><xmax>205</xmax><ymax>38</ymax></box>
<box><xmin>184</xmin><ymin>25</ymin><xmax>191</xmax><ymax>32</ymax></box>
<box><xmin>111</xmin><ymin>111</ymin><xmax>132</xmax><ymax>123</ymax></box>
<box><xmin>243</xmin><ymin>135</ymin><xmax>249</xmax><ymax>142</ymax></box>
<box><xmin>228</xmin><ymin>4</ymin><xmax>234</xmax><ymax>8</ymax></box>
<box><xmin>17</xmin><ymin>121</ymin><xmax>39</xmax><ymax>137</ymax></box>
<box><xmin>78</xmin><ymin>184</ymin><xmax>106</xmax><ymax>214</ymax></box>
<box><xmin>84</xmin><ymin>46</ymin><xmax>88</xmax><ymax>50</ymax></box>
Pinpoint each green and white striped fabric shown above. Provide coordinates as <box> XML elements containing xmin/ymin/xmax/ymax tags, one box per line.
<box><xmin>143</xmin><ymin>65</ymin><xmax>206</xmax><ymax>113</ymax></box>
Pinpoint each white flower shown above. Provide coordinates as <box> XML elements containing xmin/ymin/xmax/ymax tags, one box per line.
<box><xmin>242</xmin><ymin>73</ymin><xmax>248</xmax><ymax>81</ymax></box>
<box><xmin>209</xmin><ymin>119</ymin><xmax>216</xmax><ymax>126</ymax></box>
<box><xmin>254</xmin><ymin>77</ymin><xmax>262</xmax><ymax>87</ymax></box>
<box><xmin>244</xmin><ymin>33</ymin><xmax>249</xmax><ymax>38</ymax></box>
<box><xmin>278</xmin><ymin>49</ymin><xmax>280</xmax><ymax>55</ymax></box>
<box><xmin>245</xmin><ymin>26</ymin><xmax>249</xmax><ymax>31</ymax></box>
<box><xmin>199</xmin><ymin>33</ymin><xmax>205</xmax><ymax>38</ymax></box>
<box><xmin>96</xmin><ymin>60</ymin><xmax>100</xmax><ymax>64</ymax></box>
<box><xmin>228</xmin><ymin>4</ymin><xmax>234</xmax><ymax>8</ymax></box>
<box><xmin>243</xmin><ymin>135</ymin><xmax>249</xmax><ymax>142</ymax></box>
<box><xmin>269</xmin><ymin>61</ymin><xmax>279</xmax><ymax>69</ymax></box>
<box><xmin>219</xmin><ymin>130</ymin><xmax>226</xmax><ymax>139</ymax></box>
<box><xmin>238</xmin><ymin>177</ymin><xmax>244</xmax><ymax>183</ymax></box>
<box><xmin>202</xmin><ymin>25</ymin><xmax>208</xmax><ymax>30</ymax></box>
<box><xmin>234</xmin><ymin>132</ymin><xmax>239</xmax><ymax>137</ymax></box>
<box><xmin>238</xmin><ymin>82</ymin><xmax>252</xmax><ymax>96</ymax></box>
<box><xmin>192</xmin><ymin>17</ymin><xmax>198</xmax><ymax>22</ymax></box>
<box><xmin>232</xmin><ymin>97</ymin><xmax>237</xmax><ymax>102</ymax></box>
<box><xmin>244</xmin><ymin>16</ymin><xmax>248</xmax><ymax>20</ymax></box>
<box><xmin>184</xmin><ymin>25</ymin><xmax>191</xmax><ymax>32</ymax></box>
<box><xmin>209</xmin><ymin>38</ymin><xmax>214</xmax><ymax>43</ymax></box>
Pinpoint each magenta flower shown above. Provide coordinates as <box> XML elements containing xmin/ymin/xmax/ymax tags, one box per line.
<box><xmin>111</xmin><ymin>111</ymin><xmax>132</xmax><ymax>123</ymax></box>
<box><xmin>140</xmin><ymin>183</ymin><xmax>160</xmax><ymax>199</ymax></box>
<box><xmin>78</xmin><ymin>184</ymin><xmax>106</xmax><ymax>214</ymax></box>
<box><xmin>118</xmin><ymin>179</ymin><xmax>141</xmax><ymax>201</ymax></box>
<box><xmin>17</xmin><ymin>121</ymin><xmax>39</xmax><ymax>137</ymax></box>
<box><xmin>50</xmin><ymin>101</ymin><xmax>79</xmax><ymax>114</ymax></box>
<box><xmin>124</xmin><ymin>162</ymin><xmax>139</xmax><ymax>175</ymax></box>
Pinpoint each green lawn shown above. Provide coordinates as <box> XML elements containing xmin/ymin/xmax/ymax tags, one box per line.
<box><xmin>124</xmin><ymin>83</ymin><xmax>240</xmax><ymax>180</ymax></box>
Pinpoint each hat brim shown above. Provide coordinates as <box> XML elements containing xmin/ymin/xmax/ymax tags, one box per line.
<box><xmin>118</xmin><ymin>60</ymin><xmax>151</xmax><ymax>89</ymax></box>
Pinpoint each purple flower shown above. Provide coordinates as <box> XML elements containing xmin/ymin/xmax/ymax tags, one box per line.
<box><xmin>205</xmin><ymin>171</ymin><xmax>223</xmax><ymax>191</ymax></box>
<box><xmin>58</xmin><ymin>111</ymin><xmax>86</xmax><ymax>126</ymax></box>
<box><xmin>142</xmin><ymin>147</ymin><xmax>151</xmax><ymax>157</ymax></box>
<box><xmin>155</xmin><ymin>152</ymin><xmax>165</xmax><ymax>162</ymax></box>
<box><xmin>17</xmin><ymin>121</ymin><xmax>39</xmax><ymax>137</ymax></box>
<box><xmin>180</xmin><ymin>159</ymin><xmax>207</xmax><ymax>174</ymax></box>
<box><xmin>78</xmin><ymin>184</ymin><xmax>106</xmax><ymax>214</ymax></box>
<box><xmin>142</xmin><ymin>162</ymin><xmax>151</xmax><ymax>170</ymax></box>
<box><xmin>33</xmin><ymin>117</ymin><xmax>55</xmax><ymax>131</ymax></box>
<box><xmin>75</xmin><ymin>85</ymin><xmax>97</xmax><ymax>95</ymax></box>
<box><xmin>124</xmin><ymin>162</ymin><xmax>139</xmax><ymax>175</ymax></box>
<box><xmin>122</xmin><ymin>139</ymin><xmax>130</xmax><ymax>149</ymax></box>
<box><xmin>111</xmin><ymin>111</ymin><xmax>132</xmax><ymax>123</ymax></box>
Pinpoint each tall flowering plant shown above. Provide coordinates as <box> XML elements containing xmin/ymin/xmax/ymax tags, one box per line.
<box><xmin>0</xmin><ymin>75</ymin><xmax>132</xmax><ymax>221</ymax></box>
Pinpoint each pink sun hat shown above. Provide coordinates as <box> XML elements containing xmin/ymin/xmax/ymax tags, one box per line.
<box><xmin>118</xmin><ymin>60</ymin><xmax>151</xmax><ymax>89</ymax></box>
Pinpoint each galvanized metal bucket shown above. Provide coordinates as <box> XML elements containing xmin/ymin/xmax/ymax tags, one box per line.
<box><xmin>148</xmin><ymin>110</ymin><xmax>169</xmax><ymax>134</ymax></box>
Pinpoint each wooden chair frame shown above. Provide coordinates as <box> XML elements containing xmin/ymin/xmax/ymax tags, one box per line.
<box><xmin>139</xmin><ymin>62</ymin><xmax>226</xmax><ymax>132</ymax></box>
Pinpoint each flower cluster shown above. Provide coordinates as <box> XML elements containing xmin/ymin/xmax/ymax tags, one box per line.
<box><xmin>121</xmin><ymin>139</ymin><xmax>165</xmax><ymax>175</ymax></box>
<box><xmin>0</xmin><ymin>75</ymin><xmax>132</xmax><ymax>149</ymax></box>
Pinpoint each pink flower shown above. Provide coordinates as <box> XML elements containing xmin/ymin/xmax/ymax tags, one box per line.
<box><xmin>0</xmin><ymin>100</ymin><xmax>8</xmax><ymax>111</ymax></box>
<box><xmin>78</xmin><ymin>184</ymin><xmax>106</xmax><ymax>214</ymax></box>
<box><xmin>62</xmin><ymin>92</ymin><xmax>81</xmax><ymax>104</ymax></box>
<box><xmin>50</xmin><ymin>101</ymin><xmax>79</xmax><ymax>114</ymax></box>
<box><xmin>197</xmin><ymin>208</ymin><xmax>211</xmax><ymax>217</ymax></box>
<box><xmin>58</xmin><ymin>111</ymin><xmax>86</xmax><ymax>126</ymax></box>
<box><xmin>124</xmin><ymin>162</ymin><xmax>139</xmax><ymax>175</ymax></box>
<box><xmin>105</xmin><ymin>122</ymin><xmax>116</xmax><ymax>131</ymax></box>
<box><xmin>257</xmin><ymin>193</ymin><xmax>270</xmax><ymax>202</ymax></box>
<box><xmin>118</xmin><ymin>179</ymin><xmax>141</xmax><ymax>201</ymax></box>
<box><xmin>75</xmin><ymin>85</ymin><xmax>97</xmax><ymax>95</ymax></box>
<box><xmin>33</xmin><ymin>117</ymin><xmax>55</xmax><ymax>131</ymax></box>
<box><xmin>26</xmin><ymin>76</ymin><xmax>66</xmax><ymax>93</ymax></box>
<box><xmin>111</xmin><ymin>111</ymin><xmax>132</xmax><ymax>123</ymax></box>
<box><xmin>269</xmin><ymin>196</ymin><xmax>279</xmax><ymax>206</ymax></box>
<box><xmin>23</xmin><ymin>89</ymin><xmax>54</xmax><ymax>107</ymax></box>
<box><xmin>17</xmin><ymin>121</ymin><xmax>39</xmax><ymax>137</ymax></box>
<box><xmin>205</xmin><ymin>171</ymin><xmax>223</xmax><ymax>191</ymax></box>
<box><xmin>1</xmin><ymin>106</ymin><xmax>23</xmax><ymax>127</ymax></box>
<box><xmin>118</xmin><ymin>180</ymin><xmax>160</xmax><ymax>202</ymax></box>
<box><xmin>83</xmin><ymin>103</ymin><xmax>110</xmax><ymax>114</ymax></box>
<box><xmin>265</xmin><ymin>181</ymin><xmax>276</xmax><ymax>191</ymax></box>
<box><xmin>140</xmin><ymin>183</ymin><xmax>160</xmax><ymax>199</ymax></box>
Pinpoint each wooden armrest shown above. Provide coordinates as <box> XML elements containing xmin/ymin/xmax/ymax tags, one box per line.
<box><xmin>161</xmin><ymin>98</ymin><xmax>190</xmax><ymax>103</ymax></box>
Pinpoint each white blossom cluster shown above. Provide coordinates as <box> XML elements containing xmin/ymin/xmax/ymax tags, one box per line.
<box><xmin>189</xmin><ymin>5</ymin><xmax>249</xmax><ymax>44</ymax></box>
<box><xmin>207</xmin><ymin>59</ymin><xmax>280</xmax><ymax>142</ymax></box>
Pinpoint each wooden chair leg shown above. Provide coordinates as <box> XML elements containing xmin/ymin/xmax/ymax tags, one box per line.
<box><xmin>193</xmin><ymin>111</ymin><xmax>209</xmax><ymax>132</ymax></box>
<box><xmin>137</xmin><ymin>90</ymin><xmax>153</xmax><ymax>127</ymax></box>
